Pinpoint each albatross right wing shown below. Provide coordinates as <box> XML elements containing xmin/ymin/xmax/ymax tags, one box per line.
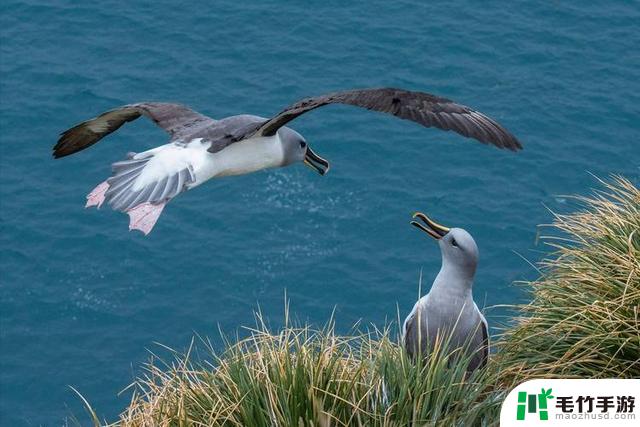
<box><xmin>53</xmin><ymin>102</ymin><xmax>216</xmax><ymax>158</ymax></box>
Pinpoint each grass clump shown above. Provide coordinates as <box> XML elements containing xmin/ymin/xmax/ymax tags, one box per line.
<box><xmin>498</xmin><ymin>176</ymin><xmax>640</xmax><ymax>380</ymax></box>
<box><xmin>113</xmin><ymin>313</ymin><xmax>501</xmax><ymax>426</ymax></box>
<box><xmin>85</xmin><ymin>176</ymin><xmax>638</xmax><ymax>426</ymax></box>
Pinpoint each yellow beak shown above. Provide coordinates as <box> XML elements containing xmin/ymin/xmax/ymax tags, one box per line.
<box><xmin>410</xmin><ymin>212</ymin><xmax>450</xmax><ymax>240</ymax></box>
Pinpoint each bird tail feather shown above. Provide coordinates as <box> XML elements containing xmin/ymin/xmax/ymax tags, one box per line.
<box><xmin>85</xmin><ymin>153</ymin><xmax>194</xmax><ymax>235</ymax></box>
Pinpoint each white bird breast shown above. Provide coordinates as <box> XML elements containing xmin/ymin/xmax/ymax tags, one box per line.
<box><xmin>203</xmin><ymin>134</ymin><xmax>285</xmax><ymax>180</ymax></box>
<box><xmin>129</xmin><ymin>135</ymin><xmax>285</xmax><ymax>193</ymax></box>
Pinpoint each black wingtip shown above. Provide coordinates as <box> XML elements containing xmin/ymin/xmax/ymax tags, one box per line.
<box><xmin>52</xmin><ymin>150</ymin><xmax>66</xmax><ymax>159</ymax></box>
<box><xmin>486</xmin><ymin>122</ymin><xmax>523</xmax><ymax>152</ymax></box>
<box><xmin>502</xmin><ymin>138</ymin><xmax>523</xmax><ymax>152</ymax></box>
<box><xmin>52</xmin><ymin>123</ymin><xmax>100</xmax><ymax>159</ymax></box>
<box><xmin>52</xmin><ymin>130</ymin><xmax>78</xmax><ymax>159</ymax></box>
<box><xmin>508</xmin><ymin>135</ymin><xmax>524</xmax><ymax>151</ymax></box>
<box><xmin>52</xmin><ymin>135</ymin><xmax>67</xmax><ymax>159</ymax></box>
<box><xmin>52</xmin><ymin>143</ymin><xmax>63</xmax><ymax>159</ymax></box>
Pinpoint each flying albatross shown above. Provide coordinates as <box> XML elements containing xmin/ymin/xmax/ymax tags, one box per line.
<box><xmin>403</xmin><ymin>212</ymin><xmax>488</xmax><ymax>372</ymax></box>
<box><xmin>53</xmin><ymin>88</ymin><xmax>521</xmax><ymax>234</ymax></box>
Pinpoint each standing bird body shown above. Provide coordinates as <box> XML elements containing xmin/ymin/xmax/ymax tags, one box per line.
<box><xmin>54</xmin><ymin>88</ymin><xmax>521</xmax><ymax>234</ymax></box>
<box><xmin>403</xmin><ymin>213</ymin><xmax>488</xmax><ymax>372</ymax></box>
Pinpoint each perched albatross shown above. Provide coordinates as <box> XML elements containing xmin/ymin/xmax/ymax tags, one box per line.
<box><xmin>53</xmin><ymin>88</ymin><xmax>521</xmax><ymax>234</ymax></box>
<box><xmin>403</xmin><ymin>212</ymin><xmax>488</xmax><ymax>372</ymax></box>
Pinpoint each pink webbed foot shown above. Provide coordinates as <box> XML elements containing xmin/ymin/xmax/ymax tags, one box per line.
<box><xmin>126</xmin><ymin>202</ymin><xmax>166</xmax><ymax>235</ymax></box>
<box><xmin>86</xmin><ymin>181</ymin><xmax>109</xmax><ymax>208</ymax></box>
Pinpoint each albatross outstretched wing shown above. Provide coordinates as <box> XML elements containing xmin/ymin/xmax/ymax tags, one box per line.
<box><xmin>53</xmin><ymin>103</ymin><xmax>215</xmax><ymax>158</ymax></box>
<box><xmin>247</xmin><ymin>88</ymin><xmax>522</xmax><ymax>150</ymax></box>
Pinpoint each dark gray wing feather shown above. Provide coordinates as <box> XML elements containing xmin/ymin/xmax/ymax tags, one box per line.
<box><xmin>469</xmin><ymin>312</ymin><xmax>490</xmax><ymax>371</ymax></box>
<box><xmin>479</xmin><ymin>314</ymin><xmax>489</xmax><ymax>367</ymax></box>
<box><xmin>53</xmin><ymin>103</ymin><xmax>215</xmax><ymax>158</ymax></box>
<box><xmin>200</xmin><ymin>115</ymin><xmax>268</xmax><ymax>154</ymax></box>
<box><xmin>245</xmin><ymin>88</ymin><xmax>522</xmax><ymax>150</ymax></box>
<box><xmin>402</xmin><ymin>307</ymin><xmax>418</xmax><ymax>359</ymax></box>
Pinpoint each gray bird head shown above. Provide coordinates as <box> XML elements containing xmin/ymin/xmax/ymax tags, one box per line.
<box><xmin>410</xmin><ymin>212</ymin><xmax>479</xmax><ymax>280</ymax></box>
<box><xmin>278</xmin><ymin>127</ymin><xmax>330</xmax><ymax>175</ymax></box>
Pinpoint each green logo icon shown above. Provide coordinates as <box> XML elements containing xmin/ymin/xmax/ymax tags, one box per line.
<box><xmin>517</xmin><ymin>388</ymin><xmax>554</xmax><ymax>421</ymax></box>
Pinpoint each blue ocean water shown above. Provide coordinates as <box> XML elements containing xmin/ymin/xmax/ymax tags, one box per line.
<box><xmin>0</xmin><ymin>0</ymin><xmax>638</xmax><ymax>424</ymax></box>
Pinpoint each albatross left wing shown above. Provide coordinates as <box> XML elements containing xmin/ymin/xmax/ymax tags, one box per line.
<box><xmin>245</xmin><ymin>88</ymin><xmax>522</xmax><ymax>150</ymax></box>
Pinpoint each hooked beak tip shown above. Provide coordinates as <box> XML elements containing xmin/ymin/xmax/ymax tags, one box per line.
<box><xmin>304</xmin><ymin>147</ymin><xmax>330</xmax><ymax>175</ymax></box>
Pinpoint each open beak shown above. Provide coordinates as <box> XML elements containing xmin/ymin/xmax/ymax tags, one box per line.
<box><xmin>304</xmin><ymin>146</ymin><xmax>330</xmax><ymax>175</ymax></box>
<box><xmin>410</xmin><ymin>212</ymin><xmax>450</xmax><ymax>240</ymax></box>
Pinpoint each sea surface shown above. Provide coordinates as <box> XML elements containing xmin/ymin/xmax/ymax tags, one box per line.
<box><xmin>1</xmin><ymin>1</ymin><xmax>638</xmax><ymax>425</ymax></box>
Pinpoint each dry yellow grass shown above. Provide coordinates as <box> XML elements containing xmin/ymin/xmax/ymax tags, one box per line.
<box><xmin>497</xmin><ymin>176</ymin><xmax>639</xmax><ymax>381</ymax></box>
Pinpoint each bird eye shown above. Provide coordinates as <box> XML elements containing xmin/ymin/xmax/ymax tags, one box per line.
<box><xmin>299</xmin><ymin>141</ymin><xmax>307</xmax><ymax>148</ymax></box>
<box><xmin>451</xmin><ymin>238</ymin><xmax>458</xmax><ymax>247</ymax></box>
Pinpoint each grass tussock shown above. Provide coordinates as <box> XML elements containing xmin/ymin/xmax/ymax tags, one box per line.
<box><xmin>87</xmin><ymin>176</ymin><xmax>639</xmax><ymax>426</ymax></box>
<box><xmin>113</xmin><ymin>313</ymin><xmax>501</xmax><ymax>427</ymax></box>
<box><xmin>497</xmin><ymin>175</ymin><xmax>640</xmax><ymax>380</ymax></box>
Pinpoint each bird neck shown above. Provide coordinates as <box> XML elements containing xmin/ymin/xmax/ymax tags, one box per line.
<box><xmin>430</xmin><ymin>261</ymin><xmax>474</xmax><ymax>300</ymax></box>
